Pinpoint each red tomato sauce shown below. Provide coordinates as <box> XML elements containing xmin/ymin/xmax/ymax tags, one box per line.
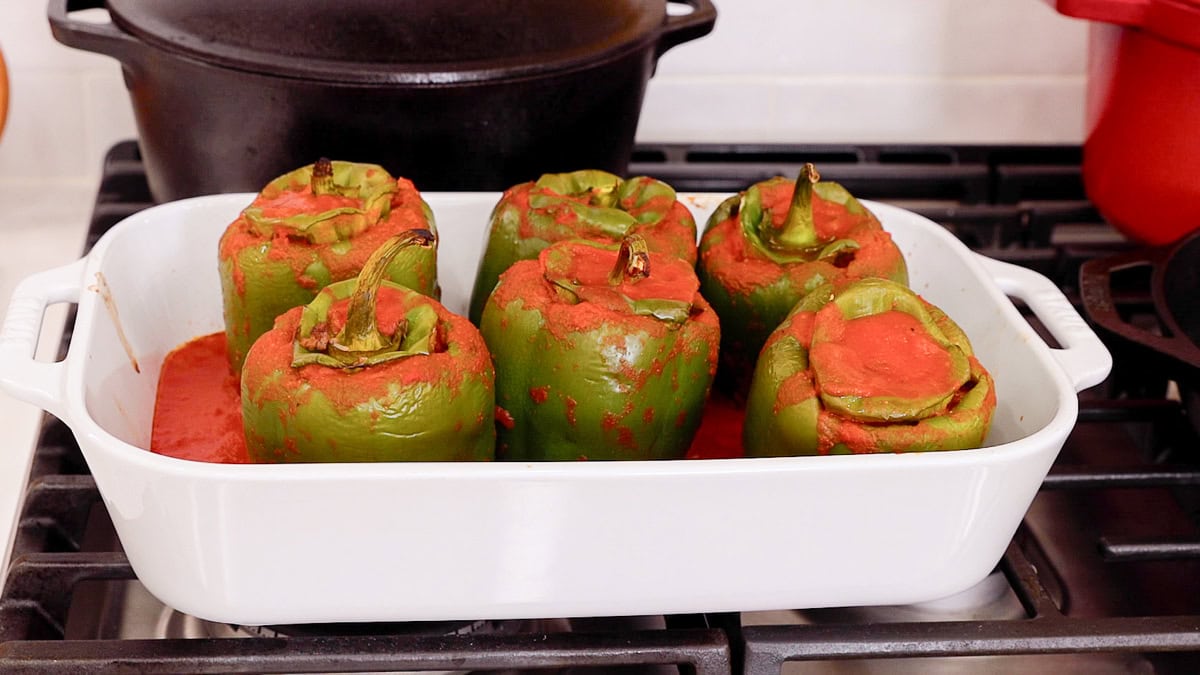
<box><xmin>151</xmin><ymin>332</ymin><xmax>250</xmax><ymax>464</ymax></box>
<box><xmin>686</xmin><ymin>392</ymin><xmax>746</xmax><ymax>459</ymax></box>
<box><xmin>564</xmin><ymin>244</ymin><xmax>698</xmax><ymax>305</ymax></box>
<box><xmin>811</xmin><ymin>310</ymin><xmax>958</xmax><ymax>400</ymax></box>
<box><xmin>253</xmin><ymin>191</ymin><xmax>360</xmax><ymax>219</ymax></box>
<box><xmin>151</xmin><ymin>331</ymin><xmax>736</xmax><ymax>464</ymax></box>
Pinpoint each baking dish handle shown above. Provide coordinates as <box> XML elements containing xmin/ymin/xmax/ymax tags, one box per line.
<box><xmin>0</xmin><ymin>259</ymin><xmax>86</xmax><ymax>422</ymax></box>
<box><xmin>977</xmin><ymin>256</ymin><xmax>1113</xmax><ymax>392</ymax></box>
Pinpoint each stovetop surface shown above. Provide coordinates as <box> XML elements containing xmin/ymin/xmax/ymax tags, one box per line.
<box><xmin>1</xmin><ymin>141</ymin><xmax>1198</xmax><ymax>674</ymax></box>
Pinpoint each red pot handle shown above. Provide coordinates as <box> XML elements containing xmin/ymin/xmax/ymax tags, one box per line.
<box><xmin>1079</xmin><ymin>238</ymin><xmax>1200</xmax><ymax>372</ymax></box>
<box><xmin>1053</xmin><ymin>0</ymin><xmax>1200</xmax><ymax>51</ymax></box>
<box><xmin>47</xmin><ymin>0</ymin><xmax>144</xmax><ymax>65</ymax></box>
<box><xmin>657</xmin><ymin>0</ymin><xmax>718</xmax><ymax>59</ymax></box>
<box><xmin>1054</xmin><ymin>0</ymin><xmax>1150</xmax><ymax>25</ymax></box>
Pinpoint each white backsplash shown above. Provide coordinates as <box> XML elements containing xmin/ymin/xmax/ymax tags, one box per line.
<box><xmin>0</xmin><ymin>0</ymin><xmax>1089</xmax><ymax>187</ymax></box>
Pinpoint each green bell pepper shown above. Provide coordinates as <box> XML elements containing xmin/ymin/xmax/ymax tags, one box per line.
<box><xmin>219</xmin><ymin>158</ymin><xmax>439</xmax><ymax>372</ymax></box>
<box><xmin>479</xmin><ymin>235</ymin><xmax>720</xmax><ymax>461</ymax></box>
<box><xmin>697</xmin><ymin>164</ymin><xmax>909</xmax><ymax>396</ymax></box>
<box><xmin>743</xmin><ymin>278</ymin><xmax>996</xmax><ymax>456</ymax></box>
<box><xmin>467</xmin><ymin>170</ymin><xmax>698</xmax><ymax>324</ymax></box>
<box><xmin>240</xmin><ymin>230</ymin><xmax>494</xmax><ymax>463</ymax></box>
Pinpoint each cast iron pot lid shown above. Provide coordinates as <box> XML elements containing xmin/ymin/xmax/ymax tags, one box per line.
<box><xmin>104</xmin><ymin>0</ymin><xmax>669</xmax><ymax>84</ymax></box>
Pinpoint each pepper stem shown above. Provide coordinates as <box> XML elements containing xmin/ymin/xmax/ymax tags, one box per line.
<box><xmin>608</xmin><ymin>234</ymin><xmax>651</xmax><ymax>286</ymax></box>
<box><xmin>329</xmin><ymin>229</ymin><xmax>436</xmax><ymax>360</ymax></box>
<box><xmin>773</xmin><ymin>162</ymin><xmax>823</xmax><ymax>251</ymax></box>
<box><xmin>311</xmin><ymin>157</ymin><xmax>336</xmax><ymax>195</ymax></box>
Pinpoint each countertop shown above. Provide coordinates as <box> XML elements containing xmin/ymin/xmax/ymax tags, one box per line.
<box><xmin>0</xmin><ymin>182</ymin><xmax>94</xmax><ymax>570</ymax></box>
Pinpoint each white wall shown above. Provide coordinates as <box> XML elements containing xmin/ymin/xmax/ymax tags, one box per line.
<box><xmin>0</xmin><ymin>0</ymin><xmax>1089</xmax><ymax>189</ymax></box>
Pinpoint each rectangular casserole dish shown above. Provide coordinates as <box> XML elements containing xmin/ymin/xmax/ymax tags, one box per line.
<box><xmin>0</xmin><ymin>193</ymin><xmax>1111</xmax><ymax>625</ymax></box>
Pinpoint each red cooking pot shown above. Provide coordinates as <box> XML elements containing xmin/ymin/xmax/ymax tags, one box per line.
<box><xmin>1054</xmin><ymin>0</ymin><xmax>1200</xmax><ymax>245</ymax></box>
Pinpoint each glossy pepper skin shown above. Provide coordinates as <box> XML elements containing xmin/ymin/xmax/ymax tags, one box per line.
<box><xmin>219</xmin><ymin>159</ymin><xmax>438</xmax><ymax>372</ymax></box>
<box><xmin>467</xmin><ymin>170</ymin><xmax>698</xmax><ymax>324</ymax></box>
<box><xmin>697</xmin><ymin>164</ymin><xmax>908</xmax><ymax>395</ymax></box>
<box><xmin>743</xmin><ymin>278</ymin><xmax>996</xmax><ymax>456</ymax></box>
<box><xmin>240</xmin><ymin>231</ymin><xmax>494</xmax><ymax>463</ymax></box>
<box><xmin>479</xmin><ymin>236</ymin><xmax>719</xmax><ymax>461</ymax></box>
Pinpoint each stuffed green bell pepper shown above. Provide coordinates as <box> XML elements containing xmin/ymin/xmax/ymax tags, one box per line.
<box><xmin>240</xmin><ymin>230</ymin><xmax>494</xmax><ymax>463</ymax></box>
<box><xmin>479</xmin><ymin>235</ymin><xmax>719</xmax><ymax>461</ymax></box>
<box><xmin>743</xmin><ymin>278</ymin><xmax>996</xmax><ymax>456</ymax></box>
<box><xmin>219</xmin><ymin>158</ymin><xmax>438</xmax><ymax>372</ymax></box>
<box><xmin>467</xmin><ymin>170</ymin><xmax>698</xmax><ymax>324</ymax></box>
<box><xmin>698</xmin><ymin>163</ymin><xmax>908</xmax><ymax>395</ymax></box>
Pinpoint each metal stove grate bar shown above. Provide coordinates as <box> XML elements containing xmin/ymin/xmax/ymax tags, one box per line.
<box><xmin>0</xmin><ymin>629</ymin><xmax>732</xmax><ymax>675</ymax></box>
<box><xmin>739</xmin><ymin>539</ymin><xmax>1200</xmax><ymax>674</ymax></box>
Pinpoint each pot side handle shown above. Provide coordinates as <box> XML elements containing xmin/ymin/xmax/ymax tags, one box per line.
<box><xmin>977</xmin><ymin>256</ymin><xmax>1113</xmax><ymax>393</ymax></box>
<box><xmin>47</xmin><ymin>0</ymin><xmax>142</xmax><ymax>64</ymax></box>
<box><xmin>657</xmin><ymin>0</ymin><xmax>718</xmax><ymax>58</ymax></box>
<box><xmin>1050</xmin><ymin>0</ymin><xmax>1149</xmax><ymax>28</ymax></box>
<box><xmin>0</xmin><ymin>259</ymin><xmax>87</xmax><ymax>423</ymax></box>
<box><xmin>1052</xmin><ymin>0</ymin><xmax>1200</xmax><ymax>52</ymax></box>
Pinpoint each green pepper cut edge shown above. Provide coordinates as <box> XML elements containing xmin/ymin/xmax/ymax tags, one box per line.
<box><xmin>542</xmin><ymin>237</ymin><xmax>694</xmax><ymax>327</ymax></box>
<box><xmin>738</xmin><ymin>165</ymin><xmax>870</xmax><ymax>265</ymax></box>
<box><xmin>241</xmin><ymin>159</ymin><xmax>399</xmax><ymax>245</ymax></box>
<box><xmin>467</xmin><ymin>171</ymin><xmax>691</xmax><ymax>325</ymax></box>
<box><xmin>810</xmin><ymin>278</ymin><xmax>972</xmax><ymax>423</ymax></box>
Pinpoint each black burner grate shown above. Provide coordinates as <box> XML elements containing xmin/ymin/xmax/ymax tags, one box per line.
<box><xmin>2</xmin><ymin>141</ymin><xmax>1199</xmax><ymax>673</ymax></box>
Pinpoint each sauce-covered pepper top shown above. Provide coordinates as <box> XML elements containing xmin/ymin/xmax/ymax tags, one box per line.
<box><xmin>468</xmin><ymin>170</ymin><xmax>697</xmax><ymax>324</ymax></box>
<box><xmin>743</xmin><ymin>278</ymin><xmax>995</xmax><ymax>456</ymax></box>
<box><xmin>240</xmin><ymin>230</ymin><xmax>494</xmax><ymax>463</ymax></box>
<box><xmin>480</xmin><ymin>235</ymin><xmax>719</xmax><ymax>461</ymax></box>
<box><xmin>219</xmin><ymin>159</ymin><xmax>439</xmax><ymax>372</ymax></box>
<box><xmin>698</xmin><ymin>164</ymin><xmax>909</xmax><ymax>396</ymax></box>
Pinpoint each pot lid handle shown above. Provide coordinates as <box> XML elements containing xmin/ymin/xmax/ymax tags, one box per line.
<box><xmin>657</xmin><ymin>0</ymin><xmax>718</xmax><ymax>58</ymax></box>
<box><xmin>1053</xmin><ymin>0</ymin><xmax>1200</xmax><ymax>52</ymax></box>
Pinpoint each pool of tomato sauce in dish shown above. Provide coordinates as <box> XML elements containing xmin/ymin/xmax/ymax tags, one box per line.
<box><xmin>686</xmin><ymin>392</ymin><xmax>746</xmax><ymax>460</ymax></box>
<box><xmin>152</xmin><ymin>333</ymin><xmax>745</xmax><ymax>464</ymax></box>
<box><xmin>151</xmin><ymin>332</ymin><xmax>250</xmax><ymax>464</ymax></box>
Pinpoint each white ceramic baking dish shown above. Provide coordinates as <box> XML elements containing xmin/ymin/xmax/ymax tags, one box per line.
<box><xmin>0</xmin><ymin>193</ymin><xmax>1111</xmax><ymax>626</ymax></box>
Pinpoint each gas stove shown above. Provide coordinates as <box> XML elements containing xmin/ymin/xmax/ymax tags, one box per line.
<box><xmin>1</xmin><ymin>141</ymin><xmax>1198</xmax><ymax>673</ymax></box>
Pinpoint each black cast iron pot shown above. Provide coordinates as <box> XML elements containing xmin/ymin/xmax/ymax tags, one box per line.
<box><xmin>49</xmin><ymin>0</ymin><xmax>716</xmax><ymax>199</ymax></box>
